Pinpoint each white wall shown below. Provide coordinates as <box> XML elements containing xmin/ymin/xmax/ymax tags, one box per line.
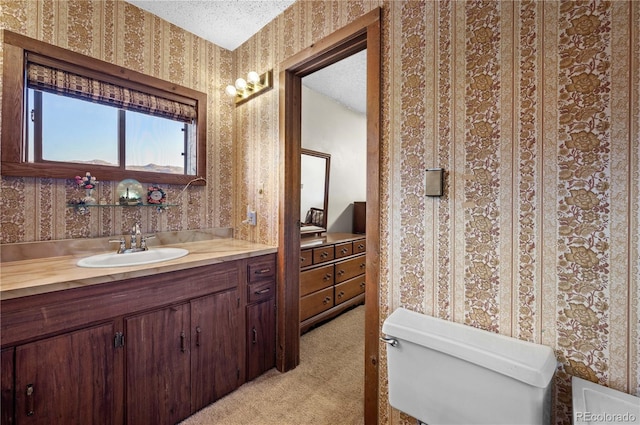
<box><xmin>301</xmin><ymin>86</ymin><xmax>366</xmax><ymax>233</ymax></box>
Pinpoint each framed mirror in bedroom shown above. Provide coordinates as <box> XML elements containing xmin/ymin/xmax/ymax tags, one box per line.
<box><xmin>300</xmin><ymin>148</ymin><xmax>330</xmax><ymax>236</ymax></box>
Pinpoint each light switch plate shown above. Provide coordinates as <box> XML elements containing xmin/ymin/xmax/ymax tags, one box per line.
<box><xmin>425</xmin><ymin>168</ymin><xmax>444</xmax><ymax>197</ymax></box>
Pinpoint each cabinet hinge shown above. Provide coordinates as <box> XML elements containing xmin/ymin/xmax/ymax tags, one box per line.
<box><xmin>114</xmin><ymin>332</ymin><xmax>125</xmax><ymax>348</ymax></box>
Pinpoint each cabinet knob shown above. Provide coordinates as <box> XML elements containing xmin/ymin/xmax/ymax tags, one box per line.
<box><xmin>323</xmin><ymin>296</ymin><xmax>331</xmax><ymax>305</ymax></box>
<box><xmin>321</xmin><ymin>251</ymin><xmax>328</xmax><ymax>258</ymax></box>
<box><xmin>337</xmin><ymin>291</ymin><xmax>345</xmax><ymax>299</ymax></box>
<box><xmin>180</xmin><ymin>331</ymin><xmax>186</xmax><ymax>353</ymax></box>
<box><xmin>360</xmin><ymin>282</ymin><xmax>366</xmax><ymax>289</ymax></box>
<box><xmin>195</xmin><ymin>326</ymin><xmax>201</xmax><ymax>347</ymax></box>
<box><xmin>360</xmin><ymin>263</ymin><xmax>366</xmax><ymax>269</ymax></box>
<box><xmin>26</xmin><ymin>384</ymin><xmax>34</xmax><ymax>417</ymax></box>
<box><xmin>337</xmin><ymin>269</ymin><xmax>345</xmax><ymax>276</ymax></box>
<box><xmin>341</xmin><ymin>248</ymin><xmax>348</xmax><ymax>254</ymax></box>
<box><xmin>323</xmin><ymin>273</ymin><xmax>332</xmax><ymax>281</ymax></box>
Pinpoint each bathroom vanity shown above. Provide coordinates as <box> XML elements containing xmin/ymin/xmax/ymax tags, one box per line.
<box><xmin>300</xmin><ymin>233</ymin><xmax>366</xmax><ymax>333</ymax></box>
<box><xmin>0</xmin><ymin>238</ymin><xmax>276</xmax><ymax>425</ymax></box>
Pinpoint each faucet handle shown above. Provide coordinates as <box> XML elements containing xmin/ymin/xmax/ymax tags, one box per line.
<box><xmin>109</xmin><ymin>237</ymin><xmax>126</xmax><ymax>253</ymax></box>
<box><xmin>140</xmin><ymin>234</ymin><xmax>155</xmax><ymax>250</ymax></box>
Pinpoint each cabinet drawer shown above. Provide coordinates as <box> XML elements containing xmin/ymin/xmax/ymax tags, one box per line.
<box><xmin>335</xmin><ymin>242</ymin><xmax>353</xmax><ymax>259</ymax></box>
<box><xmin>313</xmin><ymin>246</ymin><xmax>334</xmax><ymax>264</ymax></box>
<box><xmin>300</xmin><ymin>249</ymin><xmax>313</xmax><ymax>268</ymax></box>
<box><xmin>300</xmin><ymin>287</ymin><xmax>333</xmax><ymax>321</ymax></box>
<box><xmin>300</xmin><ymin>264</ymin><xmax>334</xmax><ymax>297</ymax></box>
<box><xmin>353</xmin><ymin>239</ymin><xmax>366</xmax><ymax>254</ymax></box>
<box><xmin>248</xmin><ymin>257</ymin><xmax>276</xmax><ymax>283</ymax></box>
<box><xmin>248</xmin><ymin>280</ymin><xmax>275</xmax><ymax>304</ymax></box>
<box><xmin>334</xmin><ymin>255</ymin><xmax>366</xmax><ymax>283</ymax></box>
<box><xmin>335</xmin><ymin>275</ymin><xmax>366</xmax><ymax>305</ymax></box>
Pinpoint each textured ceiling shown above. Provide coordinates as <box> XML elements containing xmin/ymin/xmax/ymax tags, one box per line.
<box><xmin>125</xmin><ymin>0</ymin><xmax>366</xmax><ymax>114</ymax></box>
<box><xmin>302</xmin><ymin>50</ymin><xmax>367</xmax><ymax>115</ymax></box>
<box><xmin>125</xmin><ymin>0</ymin><xmax>296</xmax><ymax>51</ymax></box>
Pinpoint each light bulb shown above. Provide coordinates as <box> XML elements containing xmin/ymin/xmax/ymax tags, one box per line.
<box><xmin>247</xmin><ymin>71</ymin><xmax>260</xmax><ymax>84</ymax></box>
<box><xmin>225</xmin><ymin>85</ymin><xmax>237</xmax><ymax>97</ymax></box>
<box><xmin>235</xmin><ymin>78</ymin><xmax>247</xmax><ymax>91</ymax></box>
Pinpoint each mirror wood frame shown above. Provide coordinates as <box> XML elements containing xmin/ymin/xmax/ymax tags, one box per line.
<box><xmin>1</xmin><ymin>30</ymin><xmax>207</xmax><ymax>186</ymax></box>
<box><xmin>278</xmin><ymin>8</ymin><xmax>381</xmax><ymax>424</ymax></box>
<box><xmin>300</xmin><ymin>148</ymin><xmax>330</xmax><ymax>232</ymax></box>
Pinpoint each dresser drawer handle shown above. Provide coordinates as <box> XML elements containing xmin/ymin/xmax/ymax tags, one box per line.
<box><xmin>337</xmin><ymin>269</ymin><xmax>345</xmax><ymax>276</ymax></box>
<box><xmin>300</xmin><ymin>257</ymin><xmax>305</xmax><ymax>262</ymax></box>
<box><xmin>255</xmin><ymin>287</ymin><xmax>271</xmax><ymax>295</ymax></box>
<box><xmin>360</xmin><ymin>263</ymin><xmax>366</xmax><ymax>269</ymax></box>
<box><xmin>323</xmin><ymin>296</ymin><xmax>331</xmax><ymax>305</ymax></box>
<box><xmin>337</xmin><ymin>291</ymin><xmax>345</xmax><ymax>299</ymax></box>
<box><xmin>340</xmin><ymin>248</ymin><xmax>348</xmax><ymax>254</ymax></box>
<box><xmin>320</xmin><ymin>251</ymin><xmax>329</xmax><ymax>258</ymax></box>
<box><xmin>357</xmin><ymin>244</ymin><xmax>365</xmax><ymax>250</ymax></box>
<box><xmin>255</xmin><ymin>268</ymin><xmax>271</xmax><ymax>274</ymax></box>
<box><xmin>323</xmin><ymin>273</ymin><xmax>332</xmax><ymax>281</ymax></box>
<box><xmin>360</xmin><ymin>282</ymin><xmax>366</xmax><ymax>289</ymax></box>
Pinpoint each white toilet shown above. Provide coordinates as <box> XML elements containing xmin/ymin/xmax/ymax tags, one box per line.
<box><xmin>382</xmin><ymin>308</ymin><xmax>557</xmax><ymax>425</ymax></box>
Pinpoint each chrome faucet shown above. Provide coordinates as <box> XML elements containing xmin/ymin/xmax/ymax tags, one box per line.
<box><xmin>109</xmin><ymin>223</ymin><xmax>154</xmax><ymax>254</ymax></box>
<box><xmin>131</xmin><ymin>223</ymin><xmax>141</xmax><ymax>250</ymax></box>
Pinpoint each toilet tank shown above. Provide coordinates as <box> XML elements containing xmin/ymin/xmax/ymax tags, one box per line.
<box><xmin>382</xmin><ymin>308</ymin><xmax>557</xmax><ymax>425</ymax></box>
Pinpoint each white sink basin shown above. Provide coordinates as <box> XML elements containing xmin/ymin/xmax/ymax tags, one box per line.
<box><xmin>573</xmin><ymin>376</ymin><xmax>640</xmax><ymax>424</ymax></box>
<box><xmin>77</xmin><ymin>247</ymin><xmax>189</xmax><ymax>268</ymax></box>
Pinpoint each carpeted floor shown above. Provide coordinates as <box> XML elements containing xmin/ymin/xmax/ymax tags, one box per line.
<box><xmin>179</xmin><ymin>305</ymin><xmax>365</xmax><ymax>425</ymax></box>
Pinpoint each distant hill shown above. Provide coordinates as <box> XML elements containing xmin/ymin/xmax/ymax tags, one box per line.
<box><xmin>69</xmin><ymin>160</ymin><xmax>183</xmax><ymax>174</ymax></box>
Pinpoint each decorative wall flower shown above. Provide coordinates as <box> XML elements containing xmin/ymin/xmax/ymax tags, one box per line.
<box><xmin>567</xmin><ymin>15</ymin><xmax>601</xmax><ymax>36</ymax></box>
<box><xmin>75</xmin><ymin>172</ymin><xmax>98</xmax><ymax>190</ymax></box>
<box><xmin>564</xmin><ymin>303</ymin><xmax>601</xmax><ymax>327</ymax></box>
<box><xmin>566</xmin><ymin>246</ymin><xmax>599</xmax><ymax>268</ymax></box>
<box><xmin>566</xmin><ymin>189</ymin><xmax>600</xmax><ymax>210</ymax></box>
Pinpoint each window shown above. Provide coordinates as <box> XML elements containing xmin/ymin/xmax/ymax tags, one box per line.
<box><xmin>1</xmin><ymin>30</ymin><xmax>207</xmax><ymax>186</ymax></box>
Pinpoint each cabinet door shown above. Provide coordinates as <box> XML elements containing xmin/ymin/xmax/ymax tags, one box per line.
<box><xmin>125</xmin><ymin>304</ymin><xmax>190</xmax><ymax>425</ymax></box>
<box><xmin>246</xmin><ymin>298</ymin><xmax>276</xmax><ymax>381</ymax></box>
<box><xmin>14</xmin><ymin>323</ymin><xmax>116</xmax><ymax>425</ymax></box>
<box><xmin>191</xmin><ymin>289</ymin><xmax>241</xmax><ymax>412</ymax></box>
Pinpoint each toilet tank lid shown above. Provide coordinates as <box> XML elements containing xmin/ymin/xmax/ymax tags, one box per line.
<box><xmin>382</xmin><ymin>308</ymin><xmax>557</xmax><ymax>388</ymax></box>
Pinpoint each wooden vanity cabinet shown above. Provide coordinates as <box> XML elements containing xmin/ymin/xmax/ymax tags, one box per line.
<box><xmin>0</xmin><ymin>253</ymin><xmax>276</xmax><ymax>425</ymax></box>
<box><xmin>300</xmin><ymin>234</ymin><xmax>365</xmax><ymax>333</ymax></box>
<box><xmin>245</xmin><ymin>256</ymin><xmax>276</xmax><ymax>381</ymax></box>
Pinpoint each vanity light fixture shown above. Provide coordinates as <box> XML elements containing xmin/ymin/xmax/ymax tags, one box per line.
<box><xmin>225</xmin><ymin>70</ymin><xmax>273</xmax><ymax>105</ymax></box>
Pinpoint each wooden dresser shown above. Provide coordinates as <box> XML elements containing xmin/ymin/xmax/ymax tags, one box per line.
<box><xmin>300</xmin><ymin>233</ymin><xmax>366</xmax><ymax>333</ymax></box>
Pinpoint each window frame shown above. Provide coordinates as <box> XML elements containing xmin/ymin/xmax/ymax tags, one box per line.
<box><xmin>1</xmin><ymin>30</ymin><xmax>207</xmax><ymax>186</ymax></box>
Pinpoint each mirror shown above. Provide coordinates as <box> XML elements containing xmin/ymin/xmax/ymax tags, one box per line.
<box><xmin>300</xmin><ymin>148</ymin><xmax>330</xmax><ymax>235</ymax></box>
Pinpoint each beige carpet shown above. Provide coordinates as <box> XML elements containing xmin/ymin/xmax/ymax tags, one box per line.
<box><xmin>180</xmin><ymin>305</ymin><xmax>365</xmax><ymax>425</ymax></box>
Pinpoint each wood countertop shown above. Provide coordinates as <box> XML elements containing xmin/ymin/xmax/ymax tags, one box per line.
<box><xmin>0</xmin><ymin>238</ymin><xmax>277</xmax><ymax>300</ymax></box>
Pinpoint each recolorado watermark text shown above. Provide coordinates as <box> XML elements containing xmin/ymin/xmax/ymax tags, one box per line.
<box><xmin>575</xmin><ymin>411</ymin><xmax>638</xmax><ymax>423</ymax></box>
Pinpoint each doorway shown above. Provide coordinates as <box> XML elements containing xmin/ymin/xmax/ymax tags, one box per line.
<box><xmin>276</xmin><ymin>8</ymin><xmax>381</xmax><ymax>425</ymax></box>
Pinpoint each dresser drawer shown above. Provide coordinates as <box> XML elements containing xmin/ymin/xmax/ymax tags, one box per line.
<box><xmin>248</xmin><ymin>280</ymin><xmax>275</xmax><ymax>303</ymax></box>
<box><xmin>334</xmin><ymin>242</ymin><xmax>353</xmax><ymax>259</ymax></box>
<box><xmin>247</xmin><ymin>257</ymin><xmax>276</xmax><ymax>283</ymax></box>
<box><xmin>334</xmin><ymin>255</ymin><xmax>366</xmax><ymax>283</ymax></box>
<box><xmin>300</xmin><ymin>249</ymin><xmax>313</xmax><ymax>268</ymax></box>
<box><xmin>353</xmin><ymin>239</ymin><xmax>366</xmax><ymax>254</ymax></box>
<box><xmin>335</xmin><ymin>275</ymin><xmax>366</xmax><ymax>305</ymax></box>
<box><xmin>300</xmin><ymin>264</ymin><xmax>334</xmax><ymax>297</ymax></box>
<box><xmin>300</xmin><ymin>287</ymin><xmax>333</xmax><ymax>321</ymax></box>
<box><xmin>313</xmin><ymin>246</ymin><xmax>334</xmax><ymax>264</ymax></box>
